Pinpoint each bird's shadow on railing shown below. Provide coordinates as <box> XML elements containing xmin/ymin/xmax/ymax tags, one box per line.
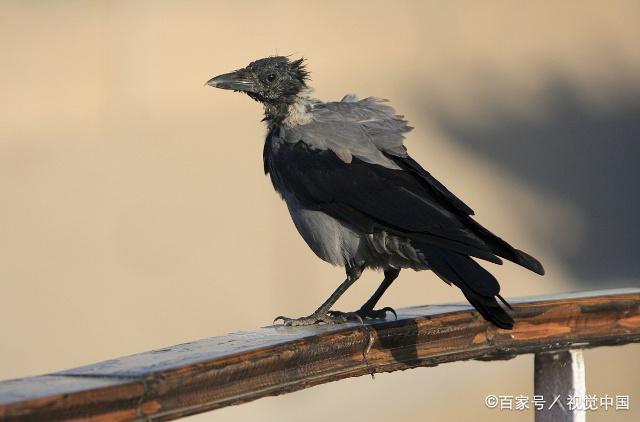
<box><xmin>372</xmin><ymin>319</ymin><xmax>420</xmax><ymax>366</ymax></box>
<box><xmin>412</xmin><ymin>72</ymin><xmax>640</xmax><ymax>287</ymax></box>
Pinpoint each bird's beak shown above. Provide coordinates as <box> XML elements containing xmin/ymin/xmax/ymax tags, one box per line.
<box><xmin>205</xmin><ymin>68</ymin><xmax>257</xmax><ymax>92</ymax></box>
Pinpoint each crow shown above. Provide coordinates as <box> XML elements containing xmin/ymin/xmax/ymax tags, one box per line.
<box><xmin>206</xmin><ymin>56</ymin><xmax>544</xmax><ymax>329</ymax></box>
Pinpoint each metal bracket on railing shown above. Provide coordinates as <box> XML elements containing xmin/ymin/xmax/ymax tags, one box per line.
<box><xmin>535</xmin><ymin>350</ymin><xmax>586</xmax><ymax>422</ymax></box>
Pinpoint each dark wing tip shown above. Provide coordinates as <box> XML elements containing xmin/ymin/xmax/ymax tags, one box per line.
<box><xmin>514</xmin><ymin>249</ymin><xmax>545</xmax><ymax>275</ymax></box>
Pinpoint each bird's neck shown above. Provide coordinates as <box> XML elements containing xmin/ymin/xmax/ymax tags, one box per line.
<box><xmin>263</xmin><ymin>89</ymin><xmax>316</xmax><ymax>128</ymax></box>
<box><xmin>263</xmin><ymin>102</ymin><xmax>290</xmax><ymax>124</ymax></box>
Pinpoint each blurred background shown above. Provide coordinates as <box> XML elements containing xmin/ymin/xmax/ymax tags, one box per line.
<box><xmin>1</xmin><ymin>1</ymin><xmax>639</xmax><ymax>420</ymax></box>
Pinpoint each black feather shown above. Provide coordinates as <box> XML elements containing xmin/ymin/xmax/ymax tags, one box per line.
<box><xmin>390</xmin><ymin>155</ymin><xmax>475</xmax><ymax>216</ymax></box>
<box><xmin>420</xmin><ymin>247</ymin><xmax>514</xmax><ymax>329</ymax></box>
<box><xmin>267</xmin><ymin>140</ymin><xmax>506</xmax><ymax>264</ymax></box>
<box><xmin>388</xmin><ymin>154</ymin><xmax>545</xmax><ymax>275</ymax></box>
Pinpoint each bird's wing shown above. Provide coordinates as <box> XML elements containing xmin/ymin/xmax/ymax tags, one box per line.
<box><xmin>268</xmin><ymin>137</ymin><xmax>502</xmax><ymax>264</ymax></box>
<box><xmin>389</xmin><ymin>155</ymin><xmax>475</xmax><ymax>216</ymax></box>
<box><xmin>284</xmin><ymin>96</ymin><xmax>475</xmax><ymax>216</ymax></box>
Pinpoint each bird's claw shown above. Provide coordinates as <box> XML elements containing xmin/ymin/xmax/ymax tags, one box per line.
<box><xmin>274</xmin><ymin>310</ymin><xmax>362</xmax><ymax>327</ymax></box>
<box><xmin>356</xmin><ymin>306</ymin><xmax>397</xmax><ymax>320</ymax></box>
<box><xmin>327</xmin><ymin>310</ymin><xmax>364</xmax><ymax>324</ymax></box>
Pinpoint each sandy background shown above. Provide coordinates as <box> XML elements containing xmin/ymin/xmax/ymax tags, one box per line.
<box><xmin>1</xmin><ymin>1</ymin><xmax>639</xmax><ymax>420</ymax></box>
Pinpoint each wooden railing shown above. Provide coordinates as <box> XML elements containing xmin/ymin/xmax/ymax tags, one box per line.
<box><xmin>1</xmin><ymin>288</ymin><xmax>639</xmax><ymax>421</ymax></box>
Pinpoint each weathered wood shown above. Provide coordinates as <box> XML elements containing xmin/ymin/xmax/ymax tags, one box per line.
<box><xmin>534</xmin><ymin>350</ymin><xmax>586</xmax><ymax>422</ymax></box>
<box><xmin>1</xmin><ymin>288</ymin><xmax>639</xmax><ymax>421</ymax></box>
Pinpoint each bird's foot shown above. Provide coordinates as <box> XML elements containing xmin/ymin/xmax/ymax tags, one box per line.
<box><xmin>274</xmin><ymin>310</ymin><xmax>363</xmax><ymax>327</ymax></box>
<box><xmin>344</xmin><ymin>306</ymin><xmax>398</xmax><ymax>320</ymax></box>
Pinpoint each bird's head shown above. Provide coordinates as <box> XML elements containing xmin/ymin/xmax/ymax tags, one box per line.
<box><xmin>206</xmin><ymin>56</ymin><xmax>309</xmax><ymax>105</ymax></box>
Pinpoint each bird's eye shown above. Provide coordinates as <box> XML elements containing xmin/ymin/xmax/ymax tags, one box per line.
<box><xmin>267</xmin><ymin>73</ymin><xmax>276</xmax><ymax>82</ymax></box>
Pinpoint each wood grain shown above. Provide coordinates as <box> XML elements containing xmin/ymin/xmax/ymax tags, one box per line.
<box><xmin>1</xmin><ymin>288</ymin><xmax>639</xmax><ymax>421</ymax></box>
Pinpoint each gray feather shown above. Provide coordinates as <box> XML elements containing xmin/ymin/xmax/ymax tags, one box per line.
<box><xmin>281</xmin><ymin>95</ymin><xmax>412</xmax><ymax>168</ymax></box>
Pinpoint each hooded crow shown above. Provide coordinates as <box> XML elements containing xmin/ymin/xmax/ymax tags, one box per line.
<box><xmin>206</xmin><ymin>56</ymin><xmax>544</xmax><ymax>329</ymax></box>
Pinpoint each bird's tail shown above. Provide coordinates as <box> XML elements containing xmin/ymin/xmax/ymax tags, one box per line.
<box><xmin>421</xmin><ymin>248</ymin><xmax>514</xmax><ymax>329</ymax></box>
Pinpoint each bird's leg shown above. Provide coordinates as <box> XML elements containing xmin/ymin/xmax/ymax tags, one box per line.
<box><xmin>274</xmin><ymin>264</ymin><xmax>364</xmax><ymax>326</ymax></box>
<box><xmin>333</xmin><ymin>268</ymin><xmax>400</xmax><ymax>320</ymax></box>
